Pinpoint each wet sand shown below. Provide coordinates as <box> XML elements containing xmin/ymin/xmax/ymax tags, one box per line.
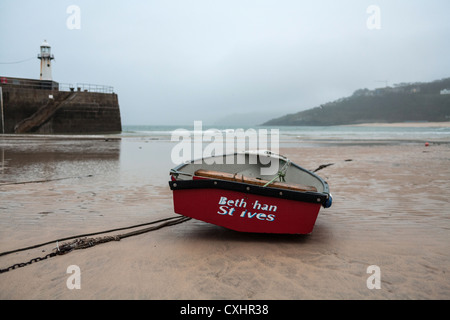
<box><xmin>0</xmin><ymin>136</ymin><xmax>449</xmax><ymax>300</ymax></box>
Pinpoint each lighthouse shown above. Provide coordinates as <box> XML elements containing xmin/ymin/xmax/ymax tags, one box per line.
<box><xmin>37</xmin><ymin>40</ymin><xmax>54</xmax><ymax>81</ymax></box>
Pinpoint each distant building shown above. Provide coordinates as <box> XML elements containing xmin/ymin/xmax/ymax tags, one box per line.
<box><xmin>440</xmin><ymin>89</ymin><xmax>450</xmax><ymax>95</ymax></box>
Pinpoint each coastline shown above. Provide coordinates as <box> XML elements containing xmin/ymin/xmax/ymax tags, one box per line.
<box><xmin>341</xmin><ymin>121</ymin><xmax>450</xmax><ymax>128</ymax></box>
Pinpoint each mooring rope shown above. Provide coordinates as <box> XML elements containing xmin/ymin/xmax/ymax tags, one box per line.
<box><xmin>0</xmin><ymin>215</ymin><xmax>191</xmax><ymax>274</ymax></box>
<box><xmin>263</xmin><ymin>159</ymin><xmax>291</xmax><ymax>187</ymax></box>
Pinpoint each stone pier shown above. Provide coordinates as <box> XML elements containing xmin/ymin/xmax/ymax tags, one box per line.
<box><xmin>0</xmin><ymin>77</ymin><xmax>122</xmax><ymax>134</ymax></box>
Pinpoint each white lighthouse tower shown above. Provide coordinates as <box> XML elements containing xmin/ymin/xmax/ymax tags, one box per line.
<box><xmin>37</xmin><ymin>40</ymin><xmax>54</xmax><ymax>81</ymax></box>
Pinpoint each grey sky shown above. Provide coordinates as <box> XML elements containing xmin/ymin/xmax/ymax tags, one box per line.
<box><xmin>1</xmin><ymin>0</ymin><xmax>449</xmax><ymax>125</ymax></box>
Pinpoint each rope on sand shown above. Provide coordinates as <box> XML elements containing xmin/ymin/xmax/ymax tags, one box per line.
<box><xmin>0</xmin><ymin>215</ymin><xmax>191</xmax><ymax>274</ymax></box>
<box><xmin>0</xmin><ymin>174</ymin><xmax>94</xmax><ymax>186</ymax></box>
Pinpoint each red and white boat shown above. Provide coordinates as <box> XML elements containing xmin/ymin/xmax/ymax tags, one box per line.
<box><xmin>169</xmin><ymin>151</ymin><xmax>332</xmax><ymax>234</ymax></box>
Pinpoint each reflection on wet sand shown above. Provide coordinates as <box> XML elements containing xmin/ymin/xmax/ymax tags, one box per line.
<box><xmin>0</xmin><ymin>137</ymin><xmax>121</xmax><ymax>185</ymax></box>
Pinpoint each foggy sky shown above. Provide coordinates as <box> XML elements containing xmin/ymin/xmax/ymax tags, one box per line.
<box><xmin>1</xmin><ymin>0</ymin><xmax>449</xmax><ymax>125</ymax></box>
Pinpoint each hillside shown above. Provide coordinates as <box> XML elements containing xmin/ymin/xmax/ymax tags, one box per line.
<box><xmin>263</xmin><ymin>78</ymin><xmax>450</xmax><ymax>126</ymax></box>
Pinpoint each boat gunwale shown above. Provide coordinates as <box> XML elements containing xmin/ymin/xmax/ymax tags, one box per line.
<box><xmin>170</xmin><ymin>151</ymin><xmax>331</xmax><ymax>195</ymax></box>
<box><xmin>169</xmin><ymin>178</ymin><xmax>329</xmax><ymax>205</ymax></box>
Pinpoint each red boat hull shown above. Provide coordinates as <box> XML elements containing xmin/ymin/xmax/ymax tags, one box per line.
<box><xmin>171</xmin><ymin>186</ymin><xmax>322</xmax><ymax>234</ymax></box>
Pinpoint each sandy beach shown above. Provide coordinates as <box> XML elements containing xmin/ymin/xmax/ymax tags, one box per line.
<box><xmin>0</xmin><ymin>135</ymin><xmax>449</xmax><ymax>300</ymax></box>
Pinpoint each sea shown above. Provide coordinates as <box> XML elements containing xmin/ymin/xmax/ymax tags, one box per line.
<box><xmin>2</xmin><ymin>123</ymin><xmax>448</xmax><ymax>186</ymax></box>
<box><xmin>120</xmin><ymin>124</ymin><xmax>450</xmax><ymax>146</ymax></box>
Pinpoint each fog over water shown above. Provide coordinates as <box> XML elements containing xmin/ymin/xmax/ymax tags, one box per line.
<box><xmin>1</xmin><ymin>1</ymin><xmax>449</xmax><ymax>125</ymax></box>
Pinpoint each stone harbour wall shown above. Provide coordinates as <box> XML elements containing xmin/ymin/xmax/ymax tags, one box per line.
<box><xmin>1</xmin><ymin>85</ymin><xmax>122</xmax><ymax>134</ymax></box>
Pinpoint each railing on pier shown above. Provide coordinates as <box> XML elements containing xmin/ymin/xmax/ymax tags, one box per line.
<box><xmin>0</xmin><ymin>76</ymin><xmax>114</xmax><ymax>94</ymax></box>
<box><xmin>59</xmin><ymin>83</ymin><xmax>114</xmax><ymax>94</ymax></box>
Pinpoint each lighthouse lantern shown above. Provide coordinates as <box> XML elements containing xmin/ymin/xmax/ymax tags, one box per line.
<box><xmin>38</xmin><ymin>40</ymin><xmax>54</xmax><ymax>81</ymax></box>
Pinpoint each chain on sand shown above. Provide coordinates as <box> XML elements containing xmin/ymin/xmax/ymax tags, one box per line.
<box><xmin>0</xmin><ymin>216</ymin><xmax>191</xmax><ymax>274</ymax></box>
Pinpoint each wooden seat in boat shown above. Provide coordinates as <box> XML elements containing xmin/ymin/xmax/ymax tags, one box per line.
<box><xmin>194</xmin><ymin>169</ymin><xmax>317</xmax><ymax>192</ymax></box>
